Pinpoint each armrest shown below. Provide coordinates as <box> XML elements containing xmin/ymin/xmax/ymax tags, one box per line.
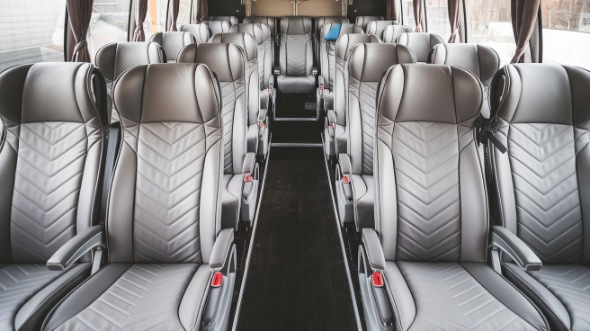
<box><xmin>362</xmin><ymin>229</ymin><xmax>386</xmax><ymax>271</ymax></box>
<box><xmin>268</xmin><ymin>75</ymin><xmax>275</xmax><ymax>94</ymax></box>
<box><xmin>318</xmin><ymin>76</ymin><xmax>325</xmax><ymax>96</ymax></box>
<box><xmin>242</xmin><ymin>152</ymin><xmax>256</xmax><ymax>176</ymax></box>
<box><xmin>47</xmin><ymin>225</ymin><xmax>105</xmax><ymax>271</ymax></box>
<box><xmin>209</xmin><ymin>228</ymin><xmax>235</xmax><ymax>270</ymax></box>
<box><xmin>327</xmin><ymin>110</ymin><xmax>337</xmax><ymax>139</ymax></box>
<box><xmin>491</xmin><ymin>226</ymin><xmax>542</xmax><ymax>271</ymax></box>
<box><xmin>258</xmin><ymin>108</ymin><xmax>268</xmax><ymax>125</ymax></box>
<box><xmin>338</xmin><ymin>153</ymin><xmax>351</xmax><ymax>176</ymax></box>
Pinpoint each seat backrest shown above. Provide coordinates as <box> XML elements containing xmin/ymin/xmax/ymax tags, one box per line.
<box><xmin>0</xmin><ymin>63</ymin><xmax>106</xmax><ymax>263</ymax></box>
<box><xmin>381</xmin><ymin>24</ymin><xmax>412</xmax><ymax>43</ymax></box>
<box><xmin>355</xmin><ymin>15</ymin><xmax>384</xmax><ymax>30</ymax></box>
<box><xmin>279</xmin><ymin>17</ymin><xmax>314</xmax><ymax>76</ymax></box>
<box><xmin>209</xmin><ymin>15</ymin><xmax>239</xmax><ymax>26</ymax></box>
<box><xmin>205</xmin><ymin>20</ymin><xmax>231</xmax><ymax>37</ymax></box>
<box><xmin>346</xmin><ymin>44</ymin><xmax>415</xmax><ymax>176</ymax></box>
<box><xmin>365</xmin><ymin>20</ymin><xmax>397</xmax><ymax>40</ymax></box>
<box><xmin>180</xmin><ymin>23</ymin><xmax>211</xmax><ymax>43</ymax></box>
<box><xmin>149</xmin><ymin>32</ymin><xmax>195</xmax><ymax>62</ymax></box>
<box><xmin>489</xmin><ymin>64</ymin><xmax>590</xmax><ymax>264</ymax></box>
<box><xmin>314</xmin><ymin>17</ymin><xmax>349</xmax><ymax>64</ymax></box>
<box><xmin>430</xmin><ymin>43</ymin><xmax>500</xmax><ymax>118</ymax></box>
<box><xmin>177</xmin><ymin>43</ymin><xmax>248</xmax><ymax>176</ymax></box>
<box><xmin>319</xmin><ymin>23</ymin><xmax>364</xmax><ymax>92</ymax></box>
<box><xmin>397</xmin><ymin>32</ymin><xmax>444</xmax><ymax>62</ymax></box>
<box><xmin>375</xmin><ymin>64</ymin><xmax>486</xmax><ymax>262</ymax></box>
<box><xmin>211</xmin><ymin>33</ymin><xmax>260</xmax><ymax>127</ymax></box>
<box><xmin>108</xmin><ymin>63</ymin><xmax>223</xmax><ymax>264</ymax></box>
<box><xmin>229</xmin><ymin>23</ymin><xmax>270</xmax><ymax>89</ymax></box>
<box><xmin>244</xmin><ymin>16</ymin><xmax>277</xmax><ymax>36</ymax></box>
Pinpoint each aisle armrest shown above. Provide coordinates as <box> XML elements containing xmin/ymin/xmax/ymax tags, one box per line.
<box><xmin>47</xmin><ymin>225</ymin><xmax>105</xmax><ymax>271</ymax></box>
<box><xmin>210</xmin><ymin>228</ymin><xmax>235</xmax><ymax>270</ymax></box>
<box><xmin>491</xmin><ymin>226</ymin><xmax>542</xmax><ymax>271</ymax></box>
<box><xmin>362</xmin><ymin>229</ymin><xmax>386</xmax><ymax>271</ymax></box>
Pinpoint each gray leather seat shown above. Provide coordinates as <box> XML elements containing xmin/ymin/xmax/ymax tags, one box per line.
<box><xmin>381</xmin><ymin>24</ymin><xmax>412</xmax><ymax>43</ymax></box>
<box><xmin>180</xmin><ymin>23</ymin><xmax>211</xmax><ymax>43</ymax></box>
<box><xmin>204</xmin><ymin>20</ymin><xmax>231</xmax><ymax>38</ymax></box>
<box><xmin>365</xmin><ymin>20</ymin><xmax>397</xmax><ymax>40</ymax></box>
<box><xmin>211</xmin><ymin>32</ymin><xmax>270</xmax><ymax>159</ymax></box>
<box><xmin>488</xmin><ymin>64</ymin><xmax>590</xmax><ymax>331</ymax></box>
<box><xmin>178</xmin><ymin>43</ymin><xmax>260</xmax><ymax>226</ymax></box>
<box><xmin>94</xmin><ymin>42</ymin><xmax>164</xmax><ymax>122</ymax></box>
<box><xmin>357</xmin><ymin>63</ymin><xmax>549</xmax><ymax>331</ymax></box>
<box><xmin>313</xmin><ymin>17</ymin><xmax>349</xmax><ymax>65</ymax></box>
<box><xmin>397</xmin><ymin>32</ymin><xmax>444</xmax><ymax>62</ymax></box>
<box><xmin>42</xmin><ymin>63</ymin><xmax>237</xmax><ymax>331</ymax></box>
<box><xmin>317</xmin><ymin>23</ymin><xmax>363</xmax><ymax>116</ymax></box>
<box><xmin>149</xmin><ymin>31</ymin><xmax>195</xmax><ymax>62</ymax></box>
<box><xmin>243</xmin><ymin>17</ymin><xmax>278</xmax><ymax>66</ymax></box>
<box><xmin>276</xmin><ymin>17</ymin><xmax>316</xmax><ymax>94</ymax></box>
<box><xmin>0</xmin><ymin>63</ymin><xmax>107</xmax><ymax>330</ymax></box>
<box><xmin>209</xmin><ymin>15</ymin><xmax>239</xmax><ymax>26</ymax></box>
<box><xmin>323</xmin><ymin>33</ymin><xmax>379</xmax><ymax>158</ymax></box>
<box><xmin>334</xmin><ymin>44</ymin><xmax>415</xmax><ymax>229</ymax></box>
<box><xmin>355</xmin><ymin>15</ymin><xmax>384</xmax><ymax>30</ymax></box>
<box><xmin>430</xmin><ymin>43</ymin><xmax>500</xmax><ymax>118</ymax></box>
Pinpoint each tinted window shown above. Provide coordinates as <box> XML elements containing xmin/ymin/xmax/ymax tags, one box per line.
<box><xmin>144</xmin><ymin>0</ymin><xmax>169</xmax><ymax>38</ymax></box>
<box><xmin>425</xmin><ymin>0</ymin><xmax>450</xmax><ymax>40</ymax></box>
<box><xmin>88</xmin><ymin>0</ymin><xmax>131</xmax><ymax>61</ymax></box>
<box><xmin>177</xmin><ymin>0</ymin><xmax>192</xmax><ymax>29</ymax></box>
<box><xmin>401</xmin><ymin>0</ymin><xmax>417</xmax><ymax>28</ymax></box>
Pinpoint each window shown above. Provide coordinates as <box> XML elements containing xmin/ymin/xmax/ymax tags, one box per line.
<box><xmin>465</xmin><ymin>0</ymin><xmax>515</xmax><ymax>65</ymax></box>
<box><xmin>177</xmin><ymin>0</ymin><xmax>192</xmax><ymax>29</ymax></box>
<box><xmin>425</xmin><ymin>0</ymin><xmax>450</xmax><ymax>40</ymax></box>
<box><xmin>0</xmin><ymin>0</ymin><xmax>66</xmax><ymax>72</ymax></box>
<box><xmin>542</xmin><ymin>0</ymin><xmax>590</xmax><ymax>69</ymax></box>
<box><xmin>88</xmin><ymin>0</ymin><xmax>131</xmax><ymax>62</ymax></box>
<box><xmin>401</xmin><ymin>0</ymin><xmax>417</xmax><ymax>28</ymax></box>
<box><xmin>144</xmin><ymin>0</ymin><xmax>169</xmax><ymax>38</ymax></box>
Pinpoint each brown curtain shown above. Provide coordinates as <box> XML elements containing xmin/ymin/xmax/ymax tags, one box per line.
<box><xmin>67</xmin><ymin>0</ymin><xmax>94</xmax><ymax>62</ymax></box>
<box><xmin>168</xmin><ymin>0</ymin><xmax>180</xmax><ymax>31</ymax></box>
<box><xmin>413</xmin><ymin>0</ymin><xmax>423</xmax><ymax>32</ymax></box>
<box><xmin>511</xmin><ymin>0</ymin><xmax>541</xmax><ymax>63</ymax></box>
<box><xmin>195</xmin><ymin>0</ymin><xmax>208</xmax><ymax>24</ymax></box>
<box><xmin>133</xmin><ymin>0</ymin><xmax>148</xmax><ymax>41</ymax></box>
<box><xmin>386</xmin><ymin>0</ymin><xmax>399</xmax><ymax>21</ymax></box>
<box><xmin>447</xmin><ymin>0</ymin><xmax>461</xmax><ymax>42</ymax></box>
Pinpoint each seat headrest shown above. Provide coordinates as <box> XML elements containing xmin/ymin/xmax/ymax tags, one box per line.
<box><xmin>355</xmin><ymin>16</ymin><xmax>384</xmax><ymax>29</ymax></box>
<box><xmin>378</xmin><ymin>64</ymin><xmax>482</xmax><ymax>124</ymax></box>
<box><xmin>382</xmin><ymin>25</ymin><xmax>412</xmax><ymax>43</ymax></box>
<box><xmin>280</xmin><ymin>17</ymin><xmax>313</xmax><ymax>35</ymax></box>
<box><xmin>149</xmin><ymin>32</ymin><xmax>195</xmax><ymax>62</ymax></box>
<box><xmin>208</xmin><ymin>16</ymin><xmax>239</xmax><ymax>25</ymax></box>
<box><xmin>321</xmin><ymin>23</ymin><xmax>363</xmax><ymax>39</ymax></box>
<box><xmin>180</xmin><ymin>24</ymin><xmax>210</xmax><ymax>43</ymax></box>
<box><xmin>315</xmin><ymin>17</ymin><xmax>348</xmax><ymax>30</ymax></box>
<box><xmin>397</xmin><ymin>32</ymin><xmax>444</xmax><ymax>62</ymax></box>
<box><xmin>210</xmin><ymin>33</ymin><xmax>258</xmax><ymax>62</ymax></box>
<box><xmin>229</xmin><ymin>23</ymin><xmax>265</xmax><ymax>45</ymax></box>
<box><xmin>177</xmin><ymin>43</ymin><xmax>246</xmax><ymax>83</ymax></box>
<box><xmin>366</xmin><ymin>20</ymin><xmax>397</xmax><ymax>38</ymax></box>
<box><xmin>205</xmin><ymin>20</ymin><xmax>231</xmax><ymax>35</ymax></box>
<box><xmin>335</xmin><ymin>34</ymin><xmax>380</xmax><ymax>60</ymax></box>
<box><xmin>430</xmin><ymin>43</ymin><xmax>500</xmax><ymax>85</ymax></box>
<box><xmin>492</xmin><ymin>64</ymin><xmax>590</xmax><ymax>125</ymax></box>
<box><xmin>113</xmin><ymin>64</ymin><xmax>220</xmax><ymax>124</ymax></box>
<box><xmin>243</xmin><ymin>17</ymin><xmax>276</xmax><ymax>34</ymax></box>
<box><xmin>0</xmin><ymin>63</ymin><xmax>107</xmax><ymax>124</ymax></box>
<box><xmin>94</xmin><ymin>42</ymin><xmax>164</xmax><ymax>81</ymax></box>
<box><xmin>349</xmin><ymin>43</ymin><xmax>416</xmax><ymax>82</ymax></box>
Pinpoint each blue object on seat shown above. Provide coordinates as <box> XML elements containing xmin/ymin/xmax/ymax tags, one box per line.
<box><xmin>323</xmin><ymin>23</ymin><xmax>342</xmax><ymax>41</ymax></box>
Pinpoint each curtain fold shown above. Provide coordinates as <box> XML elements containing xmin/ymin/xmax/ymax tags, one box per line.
<box><xmin>511</xmin><ymin>0</ymin><xmax>541</xmax><ymax>63</ymax></box>
<box><xmin>386</xmin><ymin>0</ymin><xmax>399</xmax><ymax>21</ymax></box>
<box><xmin>447</xmin><ymin>0</ymin><xmax>461</xmax><ymax>42</ymax></box>
<box><xmin>413</xmin><ymin>0</ymin><xmax>423</xmax><ymax>32</ymax></box>
<box><xmin>133</xmin><ymin>0</ymin><xmax>148</xmax><ymax>41</ymax></box>
<box><xmin>168</xmin><ymin>0</ymin><xmax>180</xmax><ymax>31</ymax></box>
<box><xmin>195</xmin><ymin>0</ymin><xmax>208</xmax><ymax>24</ymax></box>
<box><xmin>67</xmin><ymin>0</ymin><xmax>94</xmax><ymax>62</ymax></box>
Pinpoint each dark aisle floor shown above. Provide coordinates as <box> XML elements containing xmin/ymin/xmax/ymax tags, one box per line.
<box><xmin>237</xmin><ymin>148</ymin><xmax>357</xmax><ymax>331</ymax></box>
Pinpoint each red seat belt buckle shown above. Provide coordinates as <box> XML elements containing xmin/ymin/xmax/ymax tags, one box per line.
<box><xmin>372</xmin><ymin>271</ymin><xmax>384</xmax><ymax>287</ymax></box>
<box><xmin>329</xmin><ymin>122</ymin><xmax>335</xmax><ymax>129</ymax></box>
<box><xmin>211</xmin><ymin>271</ymin><xmax>223</xmax><ymax>288</ymax></box>
<box><xmin>244</xmin><ymin>174</ymin><xmax>254</xmax><ymax>182</ymax></box>
<box><xmin>342</xmin><ymin>175</ymin><xmax>350</xmax><ymax>184</ymax></box>
<box><xmin>259</xmin><ymin>121</ymin><xmax>265</xmax><ymax>128</ymax></box>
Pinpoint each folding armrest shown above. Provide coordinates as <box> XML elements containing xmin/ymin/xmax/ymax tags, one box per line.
<box><xmin>318</xmin><ymin>76</ymin><xmax>325</xmax><ymax>96</ymax></box>
<box><xmin>209</xmin><ymin>228</ymin><xmax>235</xmax><ymax>270</ymax></box>
<box><xmin>490</xmin><ymin>226</ymin><xmax>542</xmax><ymax>272</ymax></box>
<box><xmin>327</xmin><ymin>110</ymin><xmax>337</xmax><ymax>139</ymax></box>
<box><xmin>362</xmin><ymin>229</ymin><xmax>385</xmax><ymax>271</ymax></box>
<box><xmin>338</xmin><ymin>153</ymin><xmax>353</xmax><ymax>201</ymax></box>
<box><xmin>47</xmin><ymin>225</ymin><xmax>105</xmax><ymax>273</ymax></box>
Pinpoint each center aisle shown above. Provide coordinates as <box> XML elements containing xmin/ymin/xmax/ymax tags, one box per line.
<box><xmin>237</xmin><ymin>147</ymin><xmax>357</xmax><ymax>330</ymax></box>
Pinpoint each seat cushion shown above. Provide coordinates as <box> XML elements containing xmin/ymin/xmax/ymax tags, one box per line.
<box><xmin>44</xmin><ymin>264</ymin><xmax>210</xmax><ymax>331</ymax></box>
<box><xmin>0</xmin><ymin>264</ymin><xmax>89</xmax><ymax>330</ymax></box>
<box><xmin>385</xmin><ymin>262</ymin><xmax>548</xmax><ymax>331</ymax></box>
<box><xmin>222</xmin><ymin>174</ymin><xmax>242</xmax><ymax>229</ymax></box>
<box><xmin>277</xmin><ymin>75</ymin><xmax>316</xmax><ymax>94</ymax></box>
<box><xmin>504</xmin><ymin>263</ymin><xmax>590</xmax><ymax>330</ymax></box>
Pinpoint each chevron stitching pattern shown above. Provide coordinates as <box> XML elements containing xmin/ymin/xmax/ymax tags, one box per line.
<box><xmin>285</xmin><ymin>34</ymin><xmax>310</xmax><ymax>76</ymax></box>
<box><xmin>327</xmin><ymin>43</ymin><xmax>336</xmax><ymax>90</ymax></box>
<box><xmin>11</xmin><ymin>122</ymin><xmax>91</xmax><ymax>263</ymax></box>
<box><xmin>530</xmin><ymin>265</ymin><xmax>590</xmax><ymax>329</ymax></box>
<box><xmin>219</xmin><ymin>80</ymin><xmax>244</xmax><ymax>174</ymax></box>
<box><xmin>257</xmin><ymin>44</ymin><xmax>265</xmax><ymax>86</ymax></box>
<box><xmin>0</xmin><ymin>265</ymin><xmax>60</xmax><ymax>329</ymax></box>
<box><xmin>350</xmin><ymin>79</ymin><xmax>378</xmax><ymax>175</ymax></box>
<box><xmin>505</xmin><ymin>123</ymin><xmax>583</xmax><ymax>263</ymax></box>
<box><xmin>134</xmin><ymin>123</ymin><xmax>204</xmax><ymax>263</ymax></box>
<box><xmin>392</xmin><ymin>122</ymin><xmax>462</xmax><ymax>262</ymax></box>
<box><xmin>398</xmin><ymin>262</ymin><xmax>538</xmax><ymax>330</ymax></box>
<box><xmin>55</xmin><ymin>264</ymin><xmax>198</xmax><ymax>330</ymax></box>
